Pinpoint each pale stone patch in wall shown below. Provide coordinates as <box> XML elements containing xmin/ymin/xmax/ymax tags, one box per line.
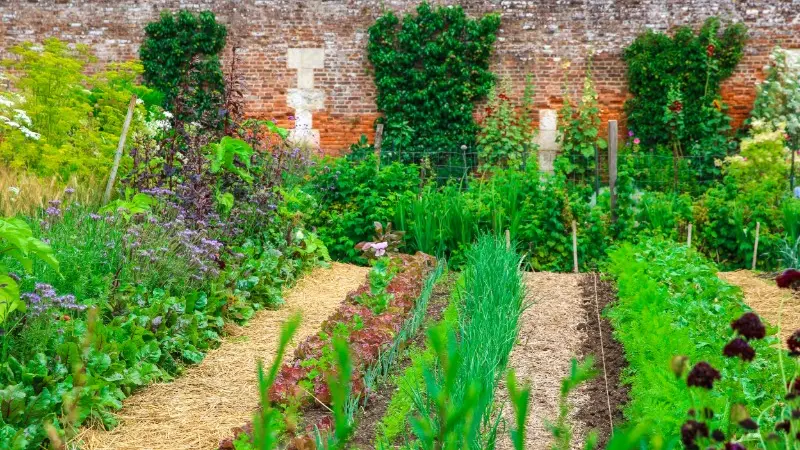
<box><xmin>287</xmin><ymin>48</ymin><xmax>325</xmax><ymax>147</ymax></box>
<box><xmin>786</xmin><ymin>49</ymin><xmax>800</xmax><ymax>70</ymax></box>
<box><xmin>537</xmin><ymin>109</ymin><xmax>559</xmax><ymax>173</ymax></box>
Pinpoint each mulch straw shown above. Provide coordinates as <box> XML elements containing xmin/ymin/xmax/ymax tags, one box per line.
<box><xmin>75</xmin><ymin>262</ymin><xmax>369</xmax><ymax>450</ymax></box>
<box><xmin>494</xmin><ymin>272</ymin><xmax>590</xmax><ymax>450</ymax></box>
<box><xmin>719</xmin><ymin>270</ymin><xmax>800</xmax><ymax>350</ymax></box>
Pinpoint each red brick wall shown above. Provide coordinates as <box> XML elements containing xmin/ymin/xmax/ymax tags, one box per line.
<box><xmin>2</xmin><ymin>0</ymin><xmax>798</xmax><ymax>153</ymax></box>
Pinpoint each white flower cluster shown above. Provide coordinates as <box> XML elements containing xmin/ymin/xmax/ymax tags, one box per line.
<box><xmin>0</xmin><ymin>93</ymin><xmax>40</xmax><ymax>140</ymax></box>
<box><xmin>142</xmin><ymin>109</ymin><xmax>174</xmax><ymax>137</ymax></box>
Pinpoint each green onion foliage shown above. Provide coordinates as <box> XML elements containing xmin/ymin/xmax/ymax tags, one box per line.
<box><xmin>409</xmin><ymin>235</ymin><xmax>526</xmax><ymax>449</ymax></box>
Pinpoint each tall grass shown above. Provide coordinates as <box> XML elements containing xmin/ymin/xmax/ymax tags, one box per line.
<box><xmin>455</xmin><ymin>235</ymin><xmax>526</xmax><ymax>447</ymax></box>
<box><xmin>0</xmin><ymin>167</ymin><xmax>100</xmax><ymax>217</ymax></box>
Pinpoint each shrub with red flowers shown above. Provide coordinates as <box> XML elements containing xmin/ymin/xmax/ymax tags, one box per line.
<box><xmin>476</xmin><ymin>76</ymin><xmax>537</xmax><ymax>170</ymax></box>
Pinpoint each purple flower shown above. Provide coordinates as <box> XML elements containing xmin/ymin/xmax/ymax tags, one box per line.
<box><xmin>723</xmin><ymin>338</ymin><xmax>755</xmax><ymax>361</ymax></box>
<box><xmin>628</xmin><ymin>130</ymin><xmax>634</xmax><ymax>137</ymax></box>
<box><xmin>687</xmin><ymin>362</ymin><xmax>721</xmax><ymax>389</ymax></box>
<box><xmin>45</xmin><ymin>206</ymin><xmax>61</xmax><ymax>217</ymax></box>
<box><xmin>732</xmin><ymin>312</ymin><xmax>766</xmax><ymax>340</ymax></box>
<box><xmin>89</xmin><ymin>213</ymin><xmax>101</xmax><ymax>220</ymax></box>
<box><xmin>64</xmin><ymin>187</ymin><xmax>75</xmax><ymax>195</ymax></box>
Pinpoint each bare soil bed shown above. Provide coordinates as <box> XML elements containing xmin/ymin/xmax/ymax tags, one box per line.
<box><xmin>495</xmin><ymin>272</ymin><xmax>626</xmax><ymax>450</ymax></box>
<box><xmin>576</xmin><ymin>274</ymin><xmax>628</xmax><ymax>449</ymax></box>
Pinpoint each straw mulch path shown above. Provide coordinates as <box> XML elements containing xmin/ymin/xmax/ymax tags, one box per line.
<box><xmin>719</xmin><ymin>270</ymin><xmax>800</xmax><ymax>349</ymax></box>
<box><xmin>494</xmin><ymin>272</ymin><xmax>591</xmax><ymax>450</ymax></box>
<box><xmin>77</xmin><ymin>262</ymin><xmax>369</xmax><ymax>450</ymax></box>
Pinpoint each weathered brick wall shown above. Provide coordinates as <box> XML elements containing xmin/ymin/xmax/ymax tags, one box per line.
<box><xmin>1</xmin><ymin>0</ymin><xmax>798</xmax><ymax>153</ymax></box>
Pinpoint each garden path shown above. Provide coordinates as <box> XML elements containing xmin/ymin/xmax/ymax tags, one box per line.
<box><xmin>494</xmin><ymin>272</ymin><xmax>592</xmax><ymax>450</ymax></box>
<box><xmin>76</xmin><ymin>262</ymin><xmax>369</xmax><ymax>450</ymax></box>
<box><xmin>719</xmin><ymin>270</ymin><xmax>800</xmax><ymax>350</ymax></box>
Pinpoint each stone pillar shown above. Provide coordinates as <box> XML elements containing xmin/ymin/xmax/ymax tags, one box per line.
<box><xmin>287</xmin><ymin>48</ymin><xmax>325</xmax><ymax>147</ymax></box>
<box><xmin>536</xmin><ymin>109</ymin><xmax>559</xmax><ymax>172</ymax></box>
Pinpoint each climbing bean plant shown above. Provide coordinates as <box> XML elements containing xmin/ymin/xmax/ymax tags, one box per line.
<box><xmin>367</xmin><ymin>2</ymin><xmax>500</xmax><ymax>161</ymax></box>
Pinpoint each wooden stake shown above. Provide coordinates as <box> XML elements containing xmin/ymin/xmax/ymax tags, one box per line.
<box><xmin>608</xmin><ymin>120</ymin><xmax>618</xmax><ymax>223</ymax></box>
<box><xmin>687</xmin><ymin>223</ymin><xmax>692</xmax><ymax>247</ymax></box>
<box><xmin>752</xmin><ymin>222</ymin><xmax>761</xmax><ymax>271</ymax></box>
<box><xmin>505</xmin><ymin>229</ymin><xmax>511</xmax><ymax>250</ymax></box>
<box><xmin>103</xmin><ymin>95</ymin><xmax>137</xmax><ymax>204</ymax></box>
<box><xmin>572</xmin><ymin>220</ymin><xmax>578</xmax><ymax>273</ymax></box>
<box><xmin>374</xmin><ymin>123</ymin><xmax>384</xmax><ymax>170</ymax></box>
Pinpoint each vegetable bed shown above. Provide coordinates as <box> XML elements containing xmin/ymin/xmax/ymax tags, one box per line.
<box><xmin>605</xmin><ymin>239</ymin><xmax>793</xmax><ymax>442</ymax></box>
<box><xmin>220</xmin><ymin>251</ymin><xmax>438</xmax><ymax>448</ymax></box>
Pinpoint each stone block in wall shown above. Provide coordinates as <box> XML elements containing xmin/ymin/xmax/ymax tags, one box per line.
<box><xmin>537</xmin><ymin>109</ymin><xmax>560</xmax><ymax>173</ymax></box>
<box><xmin>287</xmin><ymin>48</ymin><xmax>325</xmax><ymax>69</ymax></box>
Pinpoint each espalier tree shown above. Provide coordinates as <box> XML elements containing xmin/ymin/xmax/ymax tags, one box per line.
<box><xmin>367</xmin><ymin>3</ymin><xmax>500</xmax><ymax>163</ymax></box>
<box><xmin>140</xmin><ymin>10</ymin><xmax>227</xmax><ymax>127</ymax></box>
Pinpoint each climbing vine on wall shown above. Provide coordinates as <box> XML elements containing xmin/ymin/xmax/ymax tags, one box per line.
<box><xmin>623</xmin><ymin>17</ymin><xmax>747</xmax><ymax>184</ymax></box>
<box><xmin>367</xmin><ymin>2</ymin><xmax>500</xmax><ymax>162</ymax></box>
<box><xmin>140</xmin><ymin>10</ymin><xmax>227</xmax><ymax>127</ymax></box>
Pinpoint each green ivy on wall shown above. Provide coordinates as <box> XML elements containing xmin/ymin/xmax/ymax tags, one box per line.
<box><xmin>623</xmin><ymin>18</ymin><xmax>747</xmax><ymax>185</ymax></box>
<box><xmin>140</xmin><ymin>10</ymin><xmax>227</xmax><ymax>126</ymax></box>
<box><xmin>367</xmin><ymin>2</ymin><xmax>500</xmax><ymax>162</ymax></box>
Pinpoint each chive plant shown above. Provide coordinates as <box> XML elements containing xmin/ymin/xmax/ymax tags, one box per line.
<box><xmin>408</xmin><ymin>235</ymin><xmax>526</xmax><ymax>449</ymax></box>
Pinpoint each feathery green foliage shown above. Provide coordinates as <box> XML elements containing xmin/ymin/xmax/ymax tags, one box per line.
<box><xmin>605</xmin><ymin>238</ymin><xmax>792</xmax><ymax>440</ymax></box>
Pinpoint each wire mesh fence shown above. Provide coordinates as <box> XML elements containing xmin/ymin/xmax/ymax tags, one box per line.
<box><xmin>348</xmin><ymin>139</ymin><xmax>797</xmax><ymax>198</ymax></box>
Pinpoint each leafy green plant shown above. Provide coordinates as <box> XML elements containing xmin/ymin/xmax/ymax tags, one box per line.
<box><xmin>300</xmin><ymin>317</ymin><xmax>363</xmax><ymax>386</ymax></box>
<box><xmin>248</xmin><ymin>314</ymin><xmax>301</xmax><ymax>449</ymax></box>
<box><xmin>355</xmin><ymin>258</ymin><xmax>399</xmax><ymax>314</ymax></box>
<box><xmin>346</xmin><ymin>135</ymin><xmax>374</xmax><ymax>162</ymax></box>
<box><xmin>477</xmin><ymin>76</ymin><xmax>537</xmax><ymax>170</ymax></box>
<box><xmin>208</xmin><ymin>136</ymin><xmax>255</xmax><ymax>183</ymax></box>
<box><xmin>506</xmin><ymin>369</ymin><xmax>532</xmax><ymax>450</ymax></box>
<box><xmin>549</xmin><ymin>358</ymin><xmax>598</xmax><ymax>450</ymax></box>
<box><xmin>0</xmin><ymin>218</ymin><xmax>58</xmax><ymax>323</ymax></box>
<box><xmin>749</xmin><ymin>47</ymin><xmax>800</xmax><ymax>152</ymax></box>
<box><xmin>605</xmin><ymin>238</ymin><xmax>792</xmax><ymax>441</ymax></box>
<box><xmin>303</xmin><ymin>154</ymin><xmax>418</xmax><ymax>263</ymax></box>
<box><xmin>367</xmin><ymin>2</ymin><xmax>500</xmax><ymax>159</ymax></box>
<box><xmin>140</xmin><ymin>10</ymin><xmax>227</xmax><ymax>126</ymax></box>
<box><xmin>624</xmin><ymin>17</ymin><xmax>747</xmax><ymax>185</ymax></box>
